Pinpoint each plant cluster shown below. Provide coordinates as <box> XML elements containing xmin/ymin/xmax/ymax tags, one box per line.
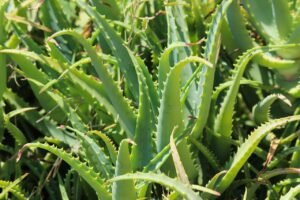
<box><xmin>0</xmin><ymin>0</ymin><xmax>300</xmax><ymax>199</ymax></box>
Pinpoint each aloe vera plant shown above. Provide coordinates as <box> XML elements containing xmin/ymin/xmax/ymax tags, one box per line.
<box><xmin>0</xmin><ymin>0</ymin><xmax>300</xmax><ymax>199</ymax></box>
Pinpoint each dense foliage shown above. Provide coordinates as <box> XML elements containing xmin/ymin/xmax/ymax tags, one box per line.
<box><xmin>0</xmin><ymin>0</ymin><xmax>300</xmax><ymax>199</ymax></box>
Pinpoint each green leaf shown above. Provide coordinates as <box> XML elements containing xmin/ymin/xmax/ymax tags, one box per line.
<box><xmin>0</xmin><ymin>180</ymin><xmax>27</xmax><ymax>200</ymax></box>
<box><xmin>49</xmin><ymin>30</ymin><xmax>137</xmax><ymax>139</ymax></box>
<box><xmin>0</xmin><ymin>173</ymin><xmax>28</xmax><ymax>200</ymax></box>
<box><xmin>112</xmin><ymin>140</ymin><xmax>136</xmax><ymax>200</ymax></box>
<box><xmin>215</xmin><ymin>115</ymin><xmax>300</xmax><ymax>194</ymax></box>
<box><xmin>77</xmin><ymin>0</ymin><xmax>140</xmax><ymax>101</ymax></box>
<box><xmin>213</xmin><ymin>44</ymin><xmax>300</xmax><ymax>161</ymax></box>
<box><xmin>67</xmin><ymin>126</ymin><xmax>114</xmax><ymax>179</ymax></box>
<box><xmin>242</xmin><ymin>0</ymin><xmax>292</xmax><ymax>43</ymax></box>
<box><xmin>19</xmin><ymin>142</ymin><xmax>111</xmax><ymax>200</ymax></box>
<box><xmin>252</xmin><ymin>94</ymin><xmax>291</xmax><ymax>124</ymax></box>
<box><xmin>157</xmin><ymin>56</ymin><xmax>212</xmax><ymax>151</ymax></box>
<box><xmin>110</xmin><ymin>172</ymin><xmax>202</xmax><ymax>200</ymax></box>
<box><xmin>191</xmin><ymin>0</ymin><xmax>233</xmax><ymax>138</ymax></box>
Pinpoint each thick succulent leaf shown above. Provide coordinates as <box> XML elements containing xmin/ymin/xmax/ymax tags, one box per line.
<box><xmin>19</xmin><ymin>142</ymin><xmax>111</xmax><ymax>200</ymax></box>
<box><xmin>157</xmin><ymin>56</ymin><xmax>212</xmax><ymax>151</ymax></box>
<box><xmin>143</xmin><ymin>133</ymin><xmax>187</xmax><ymax>173</ymax></box>
<box><xmin>224</xmin><ymin>1</ymin><xmax>297</xmax><ymax>69</ymax></box>
<box><xmin>4</xmin><ymin>118</ymin><xmax>27</xmax><ymax>145</ymax></box>
<box><xmin>110</xmin><ymin>172</ymin><xmax>202</xmax><ymax>200</ymax></box>
<box><xmin>78</xmin><ymin>0</ymin><xmax>160</xmax><ymax>109</ymax></box>
<box><xmin>39</xmin><ymin>0</ymin><xmax>78</xmax><ymax>53</ymax></box>
<box><xmin>49</xmin><ymin>30</ymin><xmax>137</xmax><ymax>138</ymax></box>
<box><xmin>165</xmin><ymin>0</ymin><xmax>199</xmax><ymax>123</ymax></box>
<box><xmin>112</xmin><ymin>140</ymin><xmax>136</xmax><ymax>200</ymax></box>
<box><xmin>3</xmin><ymin>89</ymin><xmax>78</xmax><ymax>146</ymax></box>
<box><xmin>157</xmin><ymin>56</ymin><xmax>210</xmax><ymax>180</ymax></box>
<box><xmin>0</xmin><ymin>180</ymin><xmax>27</xmax><ymax>200</ymax></box>
<box><xmin>0</xmin><ymin>51</ymin><xmax>71</xmax><ymax>123</ymax></box>
<box><xmin>0</xmin><ymin>174</ymin><xmax>28</xmax><ymax>200</ymax></box>
<box><xmin>189</xmin><ymin>138</ymin><xmax>220</xmax><ymax>171</ymax></box>
<box><xmin>242</xmin><ymin>0</ymin><xmax>292</xmax><ymax>43</ymax></box>
<box><xmin>252</xmin><ymin>94</ymin><xmax>291</xmax><ymax>124</ymax></box>
<box><xmin>90</xmin><ymin>130</ymin><xmax>117</xmax><ymax>165</ymax></box>
<box><xmin>77</xmin><ymin>0</ymin><xmax>140</xmax><ymax>101</ymax></box>
<box><xmin>130</xmin><ymin>54</ymin><xmax>155</xmax><ymax>170</ymax></box>
<box><xmin>45</xmin><ymin>42</ymin><xmax>117</xmax><ymax>125</ymax></box>
<box><xmin>214</xmin><ymin>44</ymin><xmax>300</xmax><ymax>140</ymax></box>
<box><xmin>280</xmin><ymin>22</ymin><xmax>300</xmax><ymax>59</ymax></box>
<box><xmin>214</xmin><ymin>115</ymin><xmax>300</xmax><ymax>194</ymax></box>
<box><xmin>158</xmin><ymin>42</ymin><xmax>188</xmax><ymax>96</ymax></box>
<box><xmin>67</xmin><ymin>127</ymin><xmax>114</xmax><ymax>179</ymax></box>
<box><xmin>191</xmin><ymin>0</ymin><xmax>233</xmax><ymax>138</ymax></box>
<box><xmin>88</xmin><ymin>0</ymin><xmax>120</xmax><ymax>20</ymax></box>
<box><xmin>213</xmin><ymin>44</ymin><xmax>299</xmax><ymax>161</ymax></box>
<box><xmin>12</xmin><ymin>23</ymin><xmax>43</xmax><ymax>54</ymax></box>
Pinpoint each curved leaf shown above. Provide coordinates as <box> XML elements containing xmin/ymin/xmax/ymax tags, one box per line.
<box><xmin>110</xmin><ymin>172</ymin><xmax>202</xmax><ymax>200</ymax></box>
<box><xmin>18</xmin><ymin>142</ymin><xmax>111</xmax><ymax>200</ymax></box>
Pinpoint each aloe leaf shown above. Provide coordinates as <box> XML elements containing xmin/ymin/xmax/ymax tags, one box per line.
<box><xmin>191</xmin><ymin>0</ymin><xmax>233</xmax><ymax>138</ymax></box>
<box><xmin>39</xmin><ymin>0</ymin><xmax>76</xmax><ymax>54</ymax></box>
<box><xmin>45</xmin><ymin>40</ymin><xmax>116</xmax><ymax>91</ymax></box>
<box><xmin>130</xmin><ymin>53</ymin><xmax>155</xmax><ymax>170</ymax></box>
<box><xmin>0</xmin><ymin>173</ymin><xmax>28</xmax><ymax>200</ymax></box>
<box><xmin>280</xmin><ymin>22</ymin><xmax>300</xmax><ymax>59</ymax></box>
<box><xmin>49</xmin><ymin>30</ymin><xmax>137</xmax><ymax>138</ymax></box>
<box><xmin>110</xmin><ymin>172</ymin><xmax>202</xmax><ymax>200</ymax></box>
<box><xmin>157</xmin><ymin>56</ymin><xmax>212</xmax><ymax>150</ymax></box>
<box><xmin>11</xmin><ymin>23</ymin><xmax>43</xmax><ymax>54</ymax></box>
<box><xmin>135</xmin><ymin>56</ymin><xmax>159</xmax><ymax>116</ymax></box>
<box><xmin>157</xmin><ymin>56</ymin><xmax>210</xmax><ymax>180</ymax></box>
<box><xmin>4</xmin><ymin>118</ymin><xmax>27</xmax><ymax>145</ymax></box>
<box><xmin>67</xmin><ymin>127</ymin><xmax>114</xmax><ymax>179</ymax></box>
<box><xmin>242</xmin><ymin>0</ymin><xmax>292</xmax><ymax>44</ymax></box>
<box><xmin>214</xmin><ymin>115</ymin><xmax>300</xmax><ymax>194</ymax></box>
<box><xmin>165</xmin><ymin>0</ymin><xmax>199</xmax><ymax>123</ymax></box>
<box><xmin>45</xmin><ymin>42</ymin><xmax>116</xmax><ymax>125</ymax></box>
<box><xmin>3</xmin><ymin>89</ymin><xmax>78</xmax><ymax>146</ymax></box>
<box><xmin>0</xmin><ymin>50</ymin><xmax>69</xmax><ymax>123</ymax></box>
<box><xmin>0</xmin><ymin>107</ymin><xmax>4</xmax><ymax>142</ymax></box>
<box><xmin>224</xmin><ymin>1</ymin><xmax>297</xmax><ymax>69</ymax></box>
<box><xmin>189</xmin><ymin>138</ymin><xmax>220</xmax><ymax>171</ymax></box>
<box><xmin>112</xmin><ymin>140</ymin><xmax>136</xmax><ymax>200</ymax></box>
<box><xmin>211</xmin><ymin>79</ymin><xmax>260</xmax><ymax>112</ymax></box>
<box><xmin>19</xmin><ymin>142</ymin><xmax>111</xmax><ymax>200</ymax></box>
<box><xmin>252</xmin><ymin>94</ymin><xmax>291</xmax><ymax>124</ymax></box>
<box><xmin>88</xmin><ymin>0</ymin><xmax>120</xmax><ymax>20</ymax></box>
<box><xmin>0</xmin><ymin>180</ymin><xmax>27</xmax><ymax>200</ymax></box>
<box><xmin>77</xmin><ymin>0</ymin><xmax>140</xmax><ymax>101</ymax></box>
<box><xmin>213</xmin><ymin>44</ymin><xmax>300</xmax><ymax>161</ymax></box>
<box><xmin>215</xmin><ymin>44</ymin><xmax>300</xmax><ymax>137</ymax></box>
<box><xmin>90</xmin><ymin>130</ymin><xmax>117</xmax><ymax>165</ymax></box>
<box><xmin>158</xmin><ymin>42</ymin><xmax>189</xmax><ymax>96</ymax></box>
